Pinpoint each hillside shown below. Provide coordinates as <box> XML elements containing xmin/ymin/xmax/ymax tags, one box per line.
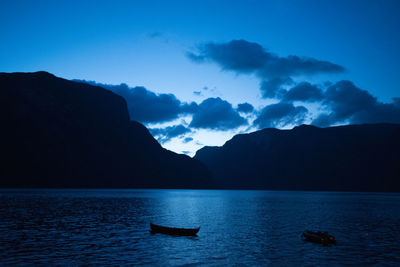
<box><xmin>0</xmin><ymin>71</ymin><xmax>211</xmax><ymax>188</ymax></box>
<box><xmin>195</xmin><ymin>124</ymin><xmax>400</xmax><ymax>191</ymax></box>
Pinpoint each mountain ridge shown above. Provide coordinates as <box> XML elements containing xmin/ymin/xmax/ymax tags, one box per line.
<box><xmin>195</xmin><ymin>123</ymin><xmax>400</xmax><ymax>191</ymax></box>
<box><xmin>2</xmin><ymin>71</ymin><xmax>399</xmax><ymax>191</ymax></box>
<box><xmin>0</xmin><ymin>71</ymin><xmax>212</xmax><ymax>188</ymax></box>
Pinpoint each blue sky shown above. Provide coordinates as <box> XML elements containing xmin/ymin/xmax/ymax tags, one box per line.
<box><xmin>1</xmin><ymin>0</ymin><xmax>400</xmax><ymax>155</ymax></box>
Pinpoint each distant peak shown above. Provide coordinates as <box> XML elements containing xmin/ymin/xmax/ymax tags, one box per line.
<box><xmin>0</xmin><ymin>71</ymin><xmax>56</xmax><ymax>78</ymax></box>
<box><xmin>0</xmin><ymin>71</ymin><xmax>56</xmax><ymax>77</ymax></box>
<box><xmin>293</xmin><ymin>124</ymin><xmax>318</xmax><ymax>130</ymax></box>
<box><xmin>32</xmin><ymin>71</ymin><xmax>55</xmax><ymax>77</ymax></box>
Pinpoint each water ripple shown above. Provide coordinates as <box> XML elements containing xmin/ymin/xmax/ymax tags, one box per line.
<box><xmin>1</xmin><ymin>189</ymin><xmax>400</xmax><ymax>265</ymax></box>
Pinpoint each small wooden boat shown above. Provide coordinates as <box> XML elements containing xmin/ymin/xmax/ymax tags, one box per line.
<box><xmin>150</xmin><ymin>223</ymin><xmax>200</xmax><ymax>236</ymax></box>
<box><xmin>302</xmin><ymin>230</ymin><xmax>336</xmax><ymax>245</ymax></box>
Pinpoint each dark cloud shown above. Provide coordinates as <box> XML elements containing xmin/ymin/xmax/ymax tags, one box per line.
<box><xmin>254</xmin><ymin>102</ymin><xmax>308</xmax><ymax>128</ymax></box>
<box><xmin>312</xmin><ymin>113</ymin><xmax>332</xmax><ymax>127</ymax></box>
<box><xmin>187</xmin><ymin>40</ymin><xmax>267</xmax><ymax>72</ymax></box>
<box><xmin>282</xmin><ymin>82</ymin><xmax>324</xmax><ymax>102</ymax></box>
<box><xmin>149</xmin><ymin>125</ymin><xmax>191</xmax><ymax>144</ymax></box>
<box><xmin>260</xmin><ymin>77</ymin><xmax>292</xmax><ymax>98</ymax></box>
<box><xmin>193</xmin><ymin>91</ymin><xmax>202</xmax><ymax>96</ymax></box>
<box><xmin>75</xmin><ymin>80</ymin><xmax>197</xmax><ymax>123</ymax></box>
<box><xmin>75</xmin><ymin>79</ymin><xmax>250</xmax><ymax>132</ymax></box>
<box><xmin>237</xmin><ymin>102</ymin><xmax>254</xmax><ymax>113</ymax></box>
<box><xmin>313</xmin><ymin>80</ymin><xmax>400</xmax><ymax>126</ymax></box>
<box><xmin>190</xmin><ymin>97</ymin><xmax>247</xmax><ymax>130</ymax></box>
<box><xmin>75</xmin><ymin>77</ymin><xmax>399</xmax><ymax>136</ymax></box>
<box><xmin>187</xmin><ymin>39</ymin><xmax>344</xmax><ymax>98</ymax></box>
<box><xmin>183</xmin><ymin>137</ymin><xmax>193</xmax><ymax>143</ymax></box>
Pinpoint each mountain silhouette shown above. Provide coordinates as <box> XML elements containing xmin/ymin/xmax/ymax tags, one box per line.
<box><xmin>0</xmin><ymin>71</ymin><xmax>211</xmax><ymax>188</ymax></box>
<box><xmin>195</xmin><ymin>124</ymin><xmax>400</xmax><ymax>191</ymax></box>
<box><xmin>2</xmin><ymin>72</ymin><xmax>399</xmax><ymax>191</ymax></box>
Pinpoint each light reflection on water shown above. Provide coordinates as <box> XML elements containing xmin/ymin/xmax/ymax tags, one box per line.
<box><xmin>1</xmin><ymin>189</ymin><xmax>400</xmax><ymax>265</ymax></box>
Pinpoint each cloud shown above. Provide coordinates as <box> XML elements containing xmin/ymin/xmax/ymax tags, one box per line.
<box><xmin>282</xmin><ymin>82</ymin><xmax>324</xmax><ymax>102</ymax></box>
<box><xmin>260</xmin><ymin>77</ymin><xmax>293</xmax><ymax>98</ymax></box>
<box><xmin>254</xmin><ymin>102</ymin><xmax>308</xmax><ymax>128</ymax></box>
<box><xmin>312</xmin><ymin>113</ymin><xmax>332</xmax><ymax>127</ymax></box>
<box><xmin>237</xmin><ymin>102</ymin><xmax>254</xmax><ymax>113</ymax></box>
<box><xmin>187</xmin><ymin>40</ymin><xmax>267</xmax><ymax>71</ymax></box>
<box><xmin>75</xmin><ymin>79</ymin><xmax>249</xmax><ymax>133</ymax></box>
<box><xmin>190</xmin><ymin>97</ymin><xmax>248</xmax><ymax>130</ymax></box>
<box><xmin>74</xmin><ymin>77</ymin><xmax>399</xmax><ymax>144</ymax></box>
<box><xmin>193</xmin><ymin>91</ymin><xmax>202</xmax><ymax>96</ymax></box>
<box><xmin>149</xmin><ymin>125</ymin><xmax>191</xmax><ymax>143</ymax></box>
<box><xmin>313</xmin><ymin>80</ymin><xmax>400</xmax><ymax>126</ymax></box>
<box><xmin>147</xmin><ymin>31</ymin><xmax>162</xmax><ymax>38</ymax></box>
<box><xmin>75</xmin><ymin>80</ymin><xmax>197</xmax><ymax>123</ymax></box>
<box><xmin>187</xmin><ymin>39</ymin><xmax>344</xmax><ymax>98</ymax></box>
<box><xmin>183</xmin><ymin>137</ymin><xmax>193</xmax><ymax>143</ymax></box>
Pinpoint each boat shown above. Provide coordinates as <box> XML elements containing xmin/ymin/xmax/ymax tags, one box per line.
<box><xmin>301</xmin><ymin>230</ymin><xmax>336</xmax><ymax>245</ymax></box>
<box><xmin>150</xmin><ymin>223</ymin><xmax>200</xmax><ymax>236</ymax></box>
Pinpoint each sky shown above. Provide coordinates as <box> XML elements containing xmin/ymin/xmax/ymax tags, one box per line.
<box><xmin>1</xmin><ymin>0</ymin><xmax>400</xmax><ymax>155</ymax></box>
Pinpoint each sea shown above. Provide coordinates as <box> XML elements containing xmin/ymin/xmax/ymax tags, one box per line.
<box><xmin>1</xmin><ymin>189</ymin><xmax>400</xmax><ymax>266</ymax></box>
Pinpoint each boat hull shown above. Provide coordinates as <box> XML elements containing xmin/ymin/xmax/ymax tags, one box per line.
<box><xmin>150</xmin><ymin>223</ymin><xmax>200</xmax><ymax>236</ymax></box>
<box><xmin>302</xmin><ymin>230</ymin><xmax>336</xmax><ymax>245</ymax></box>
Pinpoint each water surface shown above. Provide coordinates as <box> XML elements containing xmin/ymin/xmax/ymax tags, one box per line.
<box><xmin>1</xmin><ymin>189</ymin><xmax>400</xmax><ymax>265</ymax></box>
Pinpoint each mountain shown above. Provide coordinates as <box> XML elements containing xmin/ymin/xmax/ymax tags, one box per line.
<box><xmin>195</xmin><ymin>124</ymin><xmax>400</xmax><ymax>191</ymax></box>
<box><xmin>0</xmin><ymin>71</ymin><xmax>211</xmax><ymax>188</ymax></box>
<box><xmin>2</xmin><ymin>72</ymin><xmax>399</xmax><ymax>192</ymax></box>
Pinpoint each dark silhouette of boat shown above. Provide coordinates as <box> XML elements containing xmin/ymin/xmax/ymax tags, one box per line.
<box><xmin>302</xmin><ymin>230</ymin><xmax>336</xmax><ymax>245</ymax></box>
<box><xmin>150</xmin><ymin>223</ymin><xmax>200</xmax><ymax>236</ymax></box>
